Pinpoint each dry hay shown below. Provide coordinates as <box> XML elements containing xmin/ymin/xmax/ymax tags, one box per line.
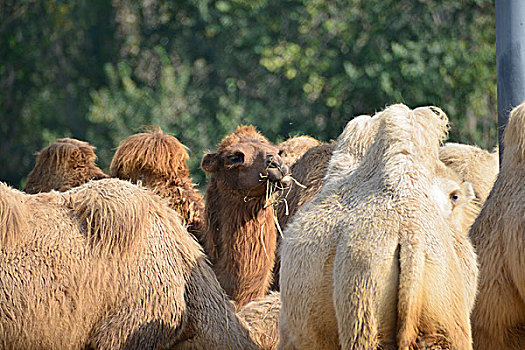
<box><xmin>470</xmin><ymin>101</ymin><xmax>525</xmax><ymax>350</ymax></box>
<box><xmin>279</xmin><ymin>104</ymin><xmax>477</xmax><ymax>349</ymax></box>
<box><xmin>0</xmin><ymin>178</ymin><xmax>258</xmax><ymax>349</ymax></box>
<box><xmin>24</xmin><ymin>138</ymin><xmax>108</xmax><ymax>194</ymax></box>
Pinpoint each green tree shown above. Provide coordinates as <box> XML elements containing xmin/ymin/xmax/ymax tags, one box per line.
<box><xmin>1</xmin><ymin>0</ymin><xmax>496</xmax><ymax>188</ymax></box>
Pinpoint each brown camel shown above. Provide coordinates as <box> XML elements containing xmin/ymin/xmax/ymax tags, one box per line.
<box><xmin>201</xmin><ymin>125</ymin><xmax>290</xmax><ymax>307</ymax></box>
<box><xmin>24</xmin><ymin>138</ymin><xmax>108</xmax><ymax>194</ymax></box>
<box><xmin>470</xmin><ymin>101</ymin><xmax>525</xmax><ymax>350</ymax></box>
<box><xmin>110</xmin><ymin>127</ymin><xmax>205</xmax><ymax>238</ymax></box>
<box><xmin>0</xmin><ymin>178</ymin><xmax>258</xmax><ymax>349</ymax></box>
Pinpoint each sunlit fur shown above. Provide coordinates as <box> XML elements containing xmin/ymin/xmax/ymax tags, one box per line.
<box><xmin>24</xmin><ymin>138</ymin><xmax>108</xmax><ymax>194</ymax></box>
<box><xmin>277</xmin><ymin>135</ymin><xmax>321</xmax><ymax>167</ymax></box>
<box><xmin>279</xmin><ymin>104</ymin><xmax>477</xmax><ymax>349</ymax></box>
<box><xmin>0</xmin><ymin>179</ymin><xmax>258</xmax><ymax>349</ymax></box>
<box><xmin>239</xmin><ymin>292</ymin><xmax>281</xmax><ymax>350</ymax></box>
<box><xmin>440</xmin><ymin>142</ymin><xmax>498</xmax><ymax>205</ymax></box>
<box><xmin>201</xmin><ymin>125</ymin><xmax>289</xmax><ymax>308</ymax></box>
<box><xmin>470</xmin><ymin>101</ymin><xmax>525</xmax><ymax>350</ymax></box>
<box><xmin>110</xmin><ymin>126</ymin><xmax>205</xmax><ymax>238</ymax></box>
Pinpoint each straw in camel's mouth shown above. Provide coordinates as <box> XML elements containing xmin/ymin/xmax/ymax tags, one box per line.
<box><xmin>259</xmin><ymin>172</ymin><xmax>306</xmax><ymax>237</ymax></box>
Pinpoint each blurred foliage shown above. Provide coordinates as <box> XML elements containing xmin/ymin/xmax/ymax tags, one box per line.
<box><xmin>1</xmin><ymin>0</ymin><xmax>496</xmax><ymax>188</ymax></box>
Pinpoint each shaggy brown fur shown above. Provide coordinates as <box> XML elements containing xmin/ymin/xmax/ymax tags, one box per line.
<box><xmin>0</xmin><ymin>179</ymin><xmax>258</xmax><ymax>349</ymax></box>
<box><xmin>110</xmin><ymin>127</ymin><xmax>205</xmax><ymax>238</ymax></box>
<box><xmin>277</xmin><ymin>135</ymin><xmax>321</xmax><ymax>167</ymax></box>
<box><xmin>24</xmin><ymin>138</ymin><xmax>108</xmax><ymax>194</ymax></box>
<box><xmin>239</xmin><ymin>292</ymin><xmax>281</xmax><ymax>350</ymax></box>
<box><xmin>470</xmin><ymin>102</ymin><xmax>525</xmax><ymax>350</ymax></box>
<box><xmin>201</xmin><ymin>125</ymin><xmax>290</xmax><ymax>307</ymax></box>
<box><xmin>279</xmin><ymin>105</ymin><xmax>478</xmax><ymax>349</ymax></box>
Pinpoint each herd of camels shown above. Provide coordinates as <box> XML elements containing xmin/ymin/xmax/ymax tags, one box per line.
<box><xmin>1</xmin><ymin>101</ymin><xmax>524</xmax><ymax>349</ymax></box>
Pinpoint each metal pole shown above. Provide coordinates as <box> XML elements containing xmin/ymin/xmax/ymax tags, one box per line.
<box><xmin>496</xmin><ymin>0</ymin><xmax>525</xmax><ymax>163</ymax></box>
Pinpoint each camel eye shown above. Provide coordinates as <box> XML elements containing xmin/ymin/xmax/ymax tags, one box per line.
<box><xmin>227</xmin><ymin>152</ymin><xmax>244</xmax><ymax>165</ymax></box>
<box><xmin>450</xmin><ymin>191</ymin><xmax>460</xmax><ymax>205</ymax></box>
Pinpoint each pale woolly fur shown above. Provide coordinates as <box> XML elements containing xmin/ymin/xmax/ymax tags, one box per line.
<box><xmin>439</xmin><ymin>142</ymin><xmax>499</xmax><ymax>205</ymax></box>
<box><xmin>279</xmin><ymin>104</ymin><xmax>477</xmax><ymax>349</ymax></box>
<box><xmin>0</xmin><ymin>178</ymin><xmax>258</xmax><ymax>349</ymax></box>
<box><xmin>470</xmin><ymin>101</ymin><xmax>525</xmax><ymax>350</ymax></box>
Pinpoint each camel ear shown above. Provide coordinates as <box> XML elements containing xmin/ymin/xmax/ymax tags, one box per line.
<box><xmin>201</xmin><ymin>153</ymin><xmax>219</xmax><ymax>173</ymax></box>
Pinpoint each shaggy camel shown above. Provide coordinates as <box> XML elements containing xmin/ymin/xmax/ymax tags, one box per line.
<box><xmin>0</xmin><ymin>179</ymin><xmax>258</xmax><ymax>349</ymax></box>
<box><xmin>277</xmin><ymin>136</ymin><xmax>494</xmax><ymax>232</ymax></box>
<box><xmin>279</xmin><ymin>104</ymin><xmax>478</xmax><ymax>349</ymax></box>
<box><xmin>277</xmin><ymin>135</ymin><xmax>320</xmax><ymax>167</ymax></box>
<box><xmin>110</xmin><ymin>127</ymin><xmax>205</xmax><ymax>238</ymax></box>
<box><xmin>24</xmin><ymin>138</ymin><xmax>108</xmax><ymax>194</ymax></box>
<box><xmin>470</xmin><ymin>102</ymin><xmax>525</xmax><ymax>350</ymax></box>
<box><xmin>201</xmin><ymin>125</ymin><xmax>290</xmax><ymax>307</ymax></box>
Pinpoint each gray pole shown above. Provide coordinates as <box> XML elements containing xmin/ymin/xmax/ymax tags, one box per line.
<box><xmin>496</xmin><ymin>0</ymin><xmax>525</xmax><ymax>162</ymax></box>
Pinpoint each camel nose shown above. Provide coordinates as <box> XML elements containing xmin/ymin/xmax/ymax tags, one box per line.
<box><xmin>266</xmin><ymin>154</ymin><xmax>290</xmax><ymax>181</ymax></box>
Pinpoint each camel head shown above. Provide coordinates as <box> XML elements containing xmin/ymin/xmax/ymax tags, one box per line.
<box><xmin>202</xmin><ymin>125</ymin><xmax>291</xmax><ymax>198</ymax></box>
<box><xmin>24</xmin><ymin>138</ymin><xmax>108</xmax><ymax>194</ymax></box>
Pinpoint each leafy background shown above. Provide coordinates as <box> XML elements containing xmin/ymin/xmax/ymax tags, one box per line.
<box><xmin>1</xmin><ymin>0</ymin><xmax>496</xmax><ymax>189</ymax></box>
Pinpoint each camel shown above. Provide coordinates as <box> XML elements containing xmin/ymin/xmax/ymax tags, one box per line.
<box><xmin>201</xmin><ymin>125</ymin><xmax>290</xmax><ymax>307</ymax></box>
<box><xmin>439</xmin><ymin>142</ymin><xmax>499</xmax><ymax>206</ymax></box>
<box><xmin>239</xmin><ymin>292</ymin><xmax>281</xmax><ymax>350</ymax></box>
<box><xmin>0</xmin><ymin>178</ymin><xmax>258</xmax><ymax>349</ymax></box>
<box><xmin>110</xmin><ymin>127</ymin><xmax>205</xmax><ymax>238</ymax></box>
<box><xmin>277</xmin><ymin>135</ymin><xmax>321</xmax><ymax>167</ymax></box>
<box><xmin>24</xmin><ymin>138</ymin><xmax>108</xmax><ymax>194</ymax></box>
<box><xmin>279</xmin><ymin>104</ymin><xmax>478</xmax><ymax>349</ymax></box>
<box><xmin>470</xmin><ymin>101</ymin><xmax>525</xmax><ymax>350</ymax></box>
<box><xmin>277</xmin><ymin>136</ymin><xmax>496</xmax><ymax>233</ymax></box>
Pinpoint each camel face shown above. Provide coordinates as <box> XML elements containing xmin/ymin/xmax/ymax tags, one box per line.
<box><xmin>203</xmin><ymin>136</ymin><xmax>290</xmax><ymax>197</ymax></box>
<box><xmin>431</xmin><ymin>177</ymin><xmax>474</xmax><ymax>220</ymax></box>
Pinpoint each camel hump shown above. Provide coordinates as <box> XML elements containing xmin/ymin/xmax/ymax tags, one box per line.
<box><xmin>0</xmin><ymin>183</ymin><xmax>28</xmax><ymax>249</ymax></box>
<box><xmin>110</xmin><ymin>126</ymin><xmax>190</xmax><ymax>180</ymax></box>
<box><xmin>503</xmin><ymin>101</ymin><xmax>525</xmax><ymax>167</ymax></box>
<box><xmin>42</xmin><ymin>138</ymin><xmax>99</xmax><ymax>169</ymax></box>
<box><xmin>377</xmin><ymin>104</ymin><xmax>449</xmax><ymax>161</ymax></box>
<box><xmin>66</xmin><ymin>178</ymin><xmax>152</xmax><ymax>256</ymax></box>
